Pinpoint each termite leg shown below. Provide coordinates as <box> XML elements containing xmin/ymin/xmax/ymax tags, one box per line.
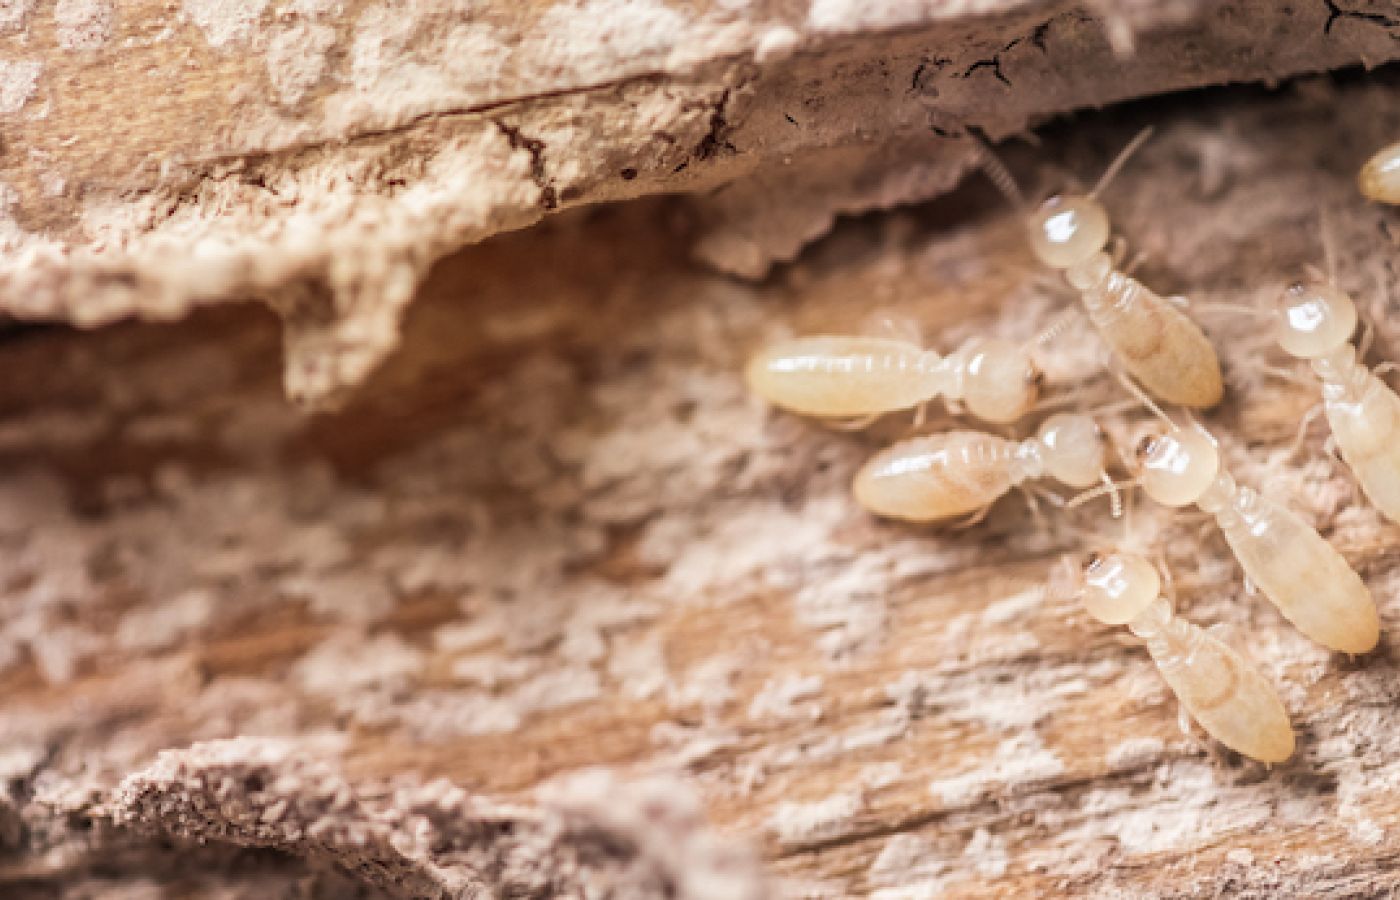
<box><xmin>1164</xmin><ymin>294</ymin><xmax>1190</xmax><ymax>310</ymax></box>
<box><xmin>1176</xmin><ymin>703</ymin><xmax>1196</xmax><ymax>740</ymax></box>
<box><xmin>828</xmin><ymin>413</ymin><xmax>883</xmax><ymax>432</ymax></box>
<box><xmin>1108</xmin><ymin>235</ymin><xmax>1130</xmax><ymax>269</ymax></box>
<box><xmin>1243</xmin><ymin>575</ymin><xmax>1257</xmax><ymax>598</ymax></box>
<box><xmin>1205</xmin><ymin>620</ymin><xmax>1238</xmax><ymax>645</ymax></box>
<box><xmin>1285</xmin><ymin>401</ymin><xmax>1326</xmax><ymax>462</ymax></box>
<box><xmin>1322</xmin><ymin>434</ymin><xmax>1344</xmax><ymax>469</ymax></box>
<box><xmin>950</xmin><ymin>503</ymin><xmax>995</xmax><ymax>531</ymax></box>
<box><xmin>912</xmin><ymin>401</ymin><xmax>929</xmax><ymax>429</ymax></box>
<box><xmin>1357</xmin><ymin>309</ymin><xmax>1376</xmax><ymax>361</ymax></box>
<box><xmin>1156</xmin><ymin>551</ymin><xmax>1177</xmax><ymax>607</ymax></box>
<box><xmin>1257</xmin><ymin>363</ymin><xmax>1313</xmax><ymax>388</ymax></box>
<box><xmin>1017</xmin><ymin>485</ymin><xmax>1047</xmax><ymax>532</ymax></box>
<box><xmin>862</xmin><ymin>311</ymin><xmax>924</xmax><ymax>344</ymax></box>
<box><xmin>1176</xmin><ymin>703</ymin><xmax>1212</xmax><ymax>758</ymax></box>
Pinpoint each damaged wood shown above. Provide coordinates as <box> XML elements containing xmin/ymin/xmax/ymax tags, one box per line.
<box><xmin>1</xmin><ymin>0</ymin><xmax>1399</xmax><ymax>406</ymax></box>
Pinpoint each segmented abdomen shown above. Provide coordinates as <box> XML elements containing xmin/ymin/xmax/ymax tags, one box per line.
<box><xmin>746</xmin><ymin>336</ymin><xmax>940</xmax><ymax>417</ymax></box>
<box><xmin>853</xmin><ymin>432</ymin><xmax>1019</xmax><ymax>522</ymax></box>
<box><xmin>1081</xmin><ymin>272</ymin><xmax>1223</xmax><ymax>408</ymax></box>
<box><xmin>1328</xmin><ymin>373</ymin><xmax>1400</xmax><ymax>524</ymax></box>
<box><xmin>1218</xmin><ymin>488</ymin><xmax>1378</xmax><ymax>654</ymax></box>
<box><xmin>1145</xmin><ymin>614</ymin><xmax>1294</xmax><ymax>763</ymax></box>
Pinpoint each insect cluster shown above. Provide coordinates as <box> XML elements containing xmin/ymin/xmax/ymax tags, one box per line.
<box><xmin>746</xmin><ymin>135</ymin><xmax>1400</xmax><ymax>765</ymax></box>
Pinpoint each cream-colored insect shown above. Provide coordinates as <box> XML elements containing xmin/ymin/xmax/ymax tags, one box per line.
<box><xmin>983</xmin><ymin>129</ymin><xmax>1224</xmax><ymax>409</ymax></box>
<box><xmin>1062</xmin><ymin>550</ymin><xmax>1295</xmax><ymax>764</ymax></box>
<box><xmin>1359</xmin><ymin>141</ymin><xmax>1400</xmax><ymax>205</ymax></box>
<box><xmin>1273</xmin><ymin>277</ymin><xmax>1400</xmax><ymax>524</ymax></box>
<box><xmin>852</xmin><ymin>413</ymin><xmax>1108</xmax><ymax>523</ymax></box>
<box><xmin>1123</xmin><ymin>404</ymin><xmax>1379</xmax><ymax>654</ymax></box>
<box><xmin>745</xmin><ymin>332</ymin><xmax>1041</xmax><ymax>426</ymax></box>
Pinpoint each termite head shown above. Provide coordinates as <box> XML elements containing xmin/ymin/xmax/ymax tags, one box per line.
<box><xmin>1130</xmin><ymin>420</ymin><xmax>1219</xmax><ymax>508</ymax></box>
<box><xmin>1026</xmin><ymin>194</ymin><xmax>1110</xmax><ymax>270</ymax></box>
<box><xmin>1077</xmin><ymin>550</ymin><xmax>1161</xmax><ymax>626</ymax></box>
<box><xmin>1036</xmin><ymin>413</ymin><xmax>1104</xmax><ymax>489</ymax></box>
<box><xmin>962</xmin><ymin>337</ymin><xmax>1041</xmax><ymax>424</ymax></box>
<box><xmin>1274</xmin><ymin>279</ymin><xmax>1357</xmax><ymax>360</ymax></box>
<box><xmin>1359</xmin><ymin>141</ymin><xmax>1400</xmax><ymax>205</ymax></box>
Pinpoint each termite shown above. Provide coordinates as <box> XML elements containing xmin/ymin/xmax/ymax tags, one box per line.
<box><xmin>852</xmin><ymin>413</ymin><xmax>1110</xmax><ymax>523</ymax></box>
<box><xmin>1272</xmin><ymin>276</ymin><xmax>1400</xmax><ymax>525</ymax></box>
<box><xmin>1102</xmin><ymin>393</ymin><xmax>1380</xmax><ymax>654</ymax></box>
<box><xmin>980</xmin><ymin>128</ymin><xmax>1224</xmax><ymax>408</ymax></box>
<box><xmin>1061</xmin><ymin>550</ymin><xmax>1295</xmax><ymax>764</ymax></box>
<box><xmin>1359</xmin><ymin>141</ymin><xmax>1400</xmax><ymax>205</ymax></box>
<box><xmin>745</xmin><ymin>332</ymin><xmax>1042</xmax><ymax>426</ymax></box>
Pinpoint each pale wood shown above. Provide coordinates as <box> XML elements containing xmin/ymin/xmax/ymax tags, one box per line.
<box><xmin>6</xmin><ymin>3</ymin><xmax>1400</xmax><ymax>899</ymax></box>
<box><xmin>1</xmin><ymin>0</ymin><xmax>1397</xmax><ymax>406</ymax></box>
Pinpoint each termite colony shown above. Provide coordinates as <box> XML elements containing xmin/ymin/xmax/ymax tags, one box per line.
<box><xmin>747</xmin><ymin>132</ymin><xmax>1400</xmax><ymax>765</ymax></box>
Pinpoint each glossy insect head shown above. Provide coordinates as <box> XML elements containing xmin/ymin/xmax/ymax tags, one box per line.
<box><xmin>1274</xmin><ymin>280</ymin><xmax>1357</xmax><ymax>360</ymax></box>
<box><xmin>1026</xmin><ymin>195</ymin><xmax>1111</xmax><ymax>269</ymax></box>
<box><xmin>1036</xmin><ymin>413</ymin><xmax>1106</xmax><ymax>489</ymax></box>
<box><xmin>961</xmin><ymin>337</ymin><xmax>1042</xmax><ymax>424</ymax></box>
<box><xmin>1079</xmin><ymin>550</ymin><xmax>1161</xmax><ymax>626</ymax></box>
<box><xmin>1132</xmin><ymin>421</ymin><xmax>1220</xmax><ymax>507</ymax></box>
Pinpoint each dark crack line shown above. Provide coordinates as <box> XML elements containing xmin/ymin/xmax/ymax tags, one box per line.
<box><xmin>187</xmin><ymin>69</ymin><xmax>679</xmax><ymax>174</ymax></box>
<box><xmin>960</xmin><ymin>55</ymin><xmax>1012</xmax><ymax>87</ymax></box>
<box><xmin>492</xmin><ymin>119</ymin><xmax>556</xmax><ymax>211</ymax></box>
<box><xmin>1030</xmin><ymin>21</ymin><xmax>1051</xmax><ymax>52</ymax></box>
<box><xmin>694</xmin><ymin>89</ymin><xmax>739</xmax><ymax>161</ymax></box>
<box><xmin>1323</xmin><ymin>0</ymin><xmax>1400</xmax><ymax>34</ymax></box>
<box><xmin>909</xmin><ymin>55</ymin><xmax>951</xmax><ymax>94</ymax></box>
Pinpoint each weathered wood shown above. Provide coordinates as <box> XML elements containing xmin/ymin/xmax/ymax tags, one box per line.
<box><xmin>2</xmin><ymin>1</ymin><xmax>1398</xmax><ymax>405</ymax></box>
<box><xmin>4</xmin><ymin>72</ymin><xmax>1400</xmax><ymax>896</ymax></box>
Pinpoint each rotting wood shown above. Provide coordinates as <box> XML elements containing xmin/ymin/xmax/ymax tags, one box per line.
<box><xmin>4</xmin><ymin>73</ymin><xmax>1400</xmax><ymax>896</ymax></box>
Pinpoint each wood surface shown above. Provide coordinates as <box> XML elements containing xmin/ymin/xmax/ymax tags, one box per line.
<box><xmin>6</xmin><ymin>2</ymin><xmax>1400</xmax><ymax>898</ymax></box>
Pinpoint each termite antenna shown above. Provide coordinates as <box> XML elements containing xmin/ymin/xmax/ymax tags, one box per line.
<box><xmin>1066</xmin><ymin>477</ymin><xmax>1137</xmax><ymax>512</ymax></box>
<box><xmin>1028</xmin><ymin>306</ymin><xmax>1082</xmax><ymax>348</ymax></box>
<box><xmin>1193</xmin><ymin>301</ymin><xmax>1269</xmax><ymax>321</ymax></box>
<box><xmin>1045</xmin><ymin>554</ymin><xmax>1081</xmax><ymax>606</ymax></box>
<box><xmin>1120</xmin><ymin>478</ymin><xmax>1137</xmax><ymax>545</ymax></box>
<box><xmin>968</xmin><ymin>128</ymin><xmax>1027</xmax><ymax>211</ymax></box>
<box><xmin>1102</xmin><ymin>471</ymin><xmax>1123</xmax><ymax>518</ymax></box>
<box><xmin>1319</xmin><ymin>207</ymin><xmax>1338</xmax><ymax>286</ymax></box>
<box><xmin>1089</xmin><ymin>126</ymin><xmax>1155</xmax><ymax>200</ymax></box>
<box><xmin>1113</xmin><ymin>368</ymin><xmax>1174</xmax><ymax>428</ymax></box>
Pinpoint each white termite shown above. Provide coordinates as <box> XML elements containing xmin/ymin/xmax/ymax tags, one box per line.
<box><xmin>1063</xmin><ymin>550</ymin><xmax>1295</xmax><ymax>764</ymax></box>
<box><xmin>1121</xmin><ymin>402</ymin><xmax>1379</xmax><ymax>654</ymax></box>
<box><xmin>1272</xmin><ymin>277</ymin><xmax>1400</xmax><ymax>525</ymax></box>
<box><xmin>982</xmin><ymin>128</ymin><xmax>1224</xmax><ymax>408</ymax></box>
<box><xmin>745</xmin><ymin>332</ymin><xmax>1042</xmax><ymax>426</ymax></box>
<box><xmin>1359</xmin><ymin>141</ymin><xmax>1400</xmax><ymax>206</ymax></box>
<box><xmin>852</xmin><ymin>413</ymin><xmax>1109</xmax><ymax>523</ymax></box>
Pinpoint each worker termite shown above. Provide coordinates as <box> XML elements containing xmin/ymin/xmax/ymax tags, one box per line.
<box><xmin>1106</xmin><ymin>394</ymin><xmax>1380</xmax><ymax>654</ymax></box>
<box><xmin>852</xmin><ymin>413</ymin><xmax>1110</xmax><ymax>523</ymax></box>
<box><xmin>980</xmin><ymin>128</ymin><xmax>1224</xmax><ymax>408</ymax></box>
<box><xmin>1060</xmin><ymin>550</ymin><xmax>1295</xmax><ymax>764</ymax></box>
<box><xmin>1270</xmin><ymin>276</ymin><xmax>1400</xmax><ymax>525</ymax></box>
<box><xmin>1359</xmin><ymin>141</ymin><xmax>1400</xmax><ymax>205</ymax></box>
<box><xmin>745</xmin><ymin>332</ymin><xmax>1043</xmax><ymax>426</ymax></box>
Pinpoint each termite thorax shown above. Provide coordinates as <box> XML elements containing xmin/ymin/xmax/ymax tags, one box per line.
<box><xmin>1064</xmin><ymin>252</ymin><xmax>1113</xmax><ymax>293</ymax></box>
<box><xmin>1014</xmin><ymin>437</ymin><xmax>1048</xmax><ymax>482</ymax></box>
<box><xmin>1194</xmin><ymin>471</ymin><xmax>1239</xmax><ymax>518</ymax></box>
<box><xmin>1312</xmin><ymin>344</ymin><xmax>1367</xmax><ymax>397</ymax></box>
<box><xmin>1127</xmin><ymin>597</ymin><xmax>1174</xmax><ymax>643</ymax></box>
